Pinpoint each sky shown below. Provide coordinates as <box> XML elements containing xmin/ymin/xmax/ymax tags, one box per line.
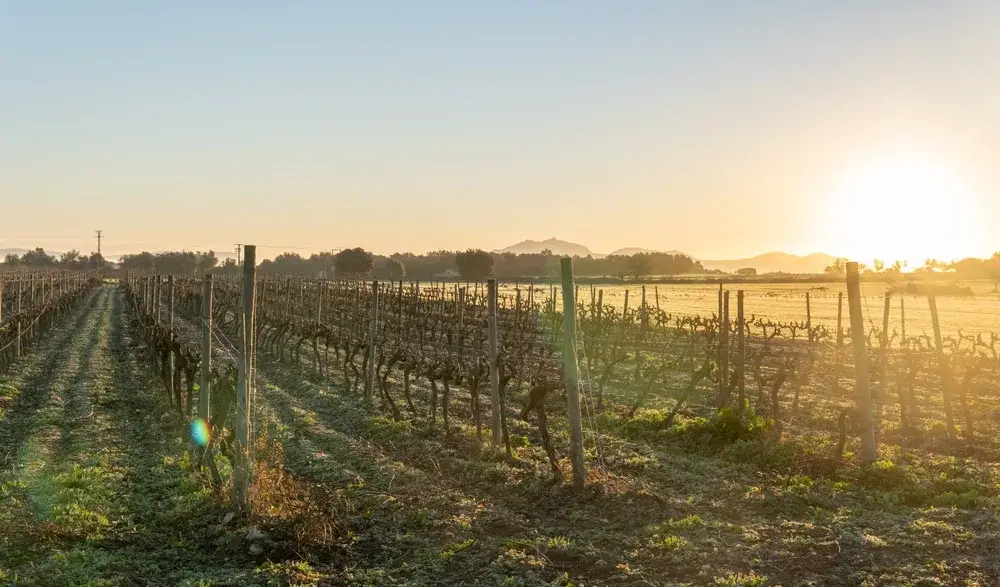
<box><xmin>2</xmin><ymin>1</ymin><xmax>998</xmax><ymax>263</ymax></box>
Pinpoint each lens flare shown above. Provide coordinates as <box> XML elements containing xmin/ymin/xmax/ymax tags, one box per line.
<box><xmin>191</xmin><ymin>418</ymin><xmax>210</xmax><ymax>447</ymax></box>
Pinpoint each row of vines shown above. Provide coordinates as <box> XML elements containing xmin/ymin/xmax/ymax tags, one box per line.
<box><xmin>120</xmin><ymin>269</ymin><xmax>1000</xmax><ymax>492</ymax></box>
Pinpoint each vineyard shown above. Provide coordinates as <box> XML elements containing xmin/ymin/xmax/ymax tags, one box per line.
<box><xmin>2</xmin><ymin>255</ymin><xmax>1000</xmax><ymax>586</ymax></box>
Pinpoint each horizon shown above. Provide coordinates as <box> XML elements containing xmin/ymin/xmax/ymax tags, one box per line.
<box><xmin>4</xmin><ymin>2</ymin><xmax>998</xmax><ymax>265</ymax></box>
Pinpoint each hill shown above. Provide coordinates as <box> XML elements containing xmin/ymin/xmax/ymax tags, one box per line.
<box><xmin>608</xmin><ymin>247</ymin><xmax>689</xmax><ymax>257</ymax></box>
<box><xmin>699</xmin><ymin>252</ymin><xmax>836</xmax><ymax>274</ymax></box>
<box><xmin>497</xmin><ymin>238</ymin><xmax>592</xmax><ymax>257</ymax></box>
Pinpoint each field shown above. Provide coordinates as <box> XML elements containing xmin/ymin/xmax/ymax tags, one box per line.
<box><xmin>508</xmin><ymin>281</ymin><xmax>1000</xmax><ymax>339</ymax></box>
<box><xmin>1</xmin><ymin>274</ymin><xmax>1000</xmax><ymax>586</ymax></box>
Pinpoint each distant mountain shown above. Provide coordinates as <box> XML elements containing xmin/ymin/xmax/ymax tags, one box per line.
<box><xmin>497</xmin><ymin>238</ymin><xmax>592</xmax><ymax>257</ymax></box>
<box><xmin>609</xmin><ymin>247</ymin><xmax>689</xmax><ymax>257</ymax></box>
<box><xmin>699</xmin><ymin>252</ymin><xmax>836</xmax><ymax>274</ymax></box>
<box><xmin>0</xmin><ymin>248</ymin><xmax>32</xmax><ymax>257</ymax></box>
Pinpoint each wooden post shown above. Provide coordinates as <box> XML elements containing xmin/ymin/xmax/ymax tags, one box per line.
<box><xmin>15</xmin><ymin>279</ymin><xmax>22</xmax><ymax>358</ymax></box>
<box><xmin>167</xmin><ymin>275</ymin><xmax>175</xmax><ymax>411</ymax></box>
<box><xmin>806</xmin><ymin>292</ymin><xmax>812</xmax><ymax>343</ymax></box>
<box><xmin>365</xmin><ymin>279</ymin><xmax>378</xmax><ymax>405</ymax></box>
<box><xmin>641</xmin><ymin>285</ymin><xmax>647</xmax><ymax>330</ymax></box>
<box><xmin>199</xmin><ymin>274</ymin><xmax>213</xmax><ymax>423</ymax></box>
<box><xmin>880</xmin><ymin>292</ymin><xmax>891</xmax><ymax>395</ymax></box>
<box><xmin>928</xmin><ymin>295</ymin><xmax>957</xmax><ymax>435</ymax></box>
<box><xmin>316</xmin><ymin>280</ymin><xmax>323</xmax><ymax>325</ymax></box>
<box><xmin>487</xmin><ymin>279</ymin><xmax>501</xmax><ymax>445</ymax></box>
<box><xmin>836</xmin><ymin>292</ymin><xmax>844</xmax><ymax>348</ymax></box>
<box><xmin>900</xmin><ymin>297</ymin><xmax>906</xmax><ymax>348</ymax></box>
<box><xmin>597</xmin><ymin>289</ymin><xmax>603</xmax><ymax>320</ymax></box>
<box><xmin>846</xmin><ymin>262</ymin><xmax>877</xmax><ymax>464</ymax></box>
<box><xmin>560</xmin><ymin>259</ymin><xmax>586</xmax><ymax>489</ymax></box>
<box><xmin>737</xmin><ymin>290</ymin><xmax>745</xmax><ymax>409</ymax></box>
<box><xmin>720</xmin><ymin>290</ymin><xmax>730</xmax><ymax>402</ymax></box>
<box><xmin>235</xmin><ymin>245</ymin><xmax>256</xmax><ymax>510</ymax></box>
<box><xmin>154</xmin><ymin>275</ymin><xmax>162</xmax><ymax>323</ymax></box>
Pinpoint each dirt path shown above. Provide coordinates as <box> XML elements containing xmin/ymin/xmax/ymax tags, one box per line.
<box><xmin>0</xmin><ymin>286</ymin><xmax>265</xmax><ymax>587</ymax></box>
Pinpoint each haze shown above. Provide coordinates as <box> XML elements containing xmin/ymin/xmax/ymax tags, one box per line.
<box><xmin>3</xmin><ymin>1</ymin><xmax>998</xmax><ymax>262</ymax></box>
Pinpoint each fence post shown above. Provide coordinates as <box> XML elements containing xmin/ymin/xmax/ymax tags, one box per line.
<box><xmin>641</xmin><ymin>285</ymin><xmax>648</xmax><ymax>330</ymax></box>
<box><xmin>900</xmin><ymin>297</ymin><xmax>906</xmax><ymax>347</ymax></box>
<box><xmin>167</xmin><ymin>276</ymin><xmax>175</xmax><ymax>412</ymax></box>
<box><xmin>15</xmin><ymin>279</ymin><xmax>22</xmax><ymax>358</ymax></box>
<box><xmin>928</xmin><ymin>296</ymin><xmax>959</xmax><ymax>436</ymax></box>
<box><xmin>836</xmin><ymin>292</ymin><xmax>844</xmax><ymax>348</ymax></box>
<box><xmin>488</xmin><ymin>279</ymin><xmax>502</xmax><ymax>445</ymax></box>
<box><xmin>846</xmin><ymin>262</ymin><xmax>877</xmax><ymax>464</ymax></box>
<box><xmin>719</xmin><ymin>291</ymin><xmax>730</xmax><ymax>403</ymax></box>
<box><xmin>737</xmin><ymin>290</ymin><xmax>745</xmax><ymax>410</ymax></box>
<box><xmin>880</xmin><ymin>292</ymin><xmax>891</xmax><ymax>395</ymax></box>
<box><xmin>235</xmin><ymin>245</ymin><xmax>256</xmax><ymax>511</ymax></box>
<box><xmin>365</xmin><ymin>279</ymin><xmax>379</xmax><ymax>406</ymax></box>
<box><xmin>316</xmin><ymin>280</ymin><xmax>323</xmax><ymax>325</ymax></box>
<box><xmin>199</xmin><ymin>274</ymin><xmax>213</xmax><ymax>423</ymax></box>
<box><xmin>560</xmin><ymin>258</ymin><xmax>586</xmax><ymax>490</ymax></box>
<box><xmin>806</xmin><ymin>292</ymin><xmax>812</xmax><ymax>343</ymax></box>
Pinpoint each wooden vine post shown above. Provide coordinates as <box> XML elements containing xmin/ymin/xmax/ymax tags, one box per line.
<box><xmin>836</xmin><ymin>292</ymin><xmax>844</xmax><ymax>347</ymax></box>
<box><xmin>720</xmin><ymin>290</ymin><xmax>730</xmax><ymax>401</ymax></box>
<box><xmin>167</xmin><ymin>276</ymin><xmax>175</xmax><ymax>412</ymax></box>
<box><xmin>641</xmin><ymin>285</ymin><xmax>648</xmax><ymax>331</ymax></box>
<box><xmin>235</xmin><ymin>245</ymin><xmax>257</xmax><ymax>511</ymax></box>
<box><xmin>487</xmin><ymin>279</ymin><xmax>502</xmax><ymax>446</ymax></box>
<box><xmin>928</xmin><ymin>295</ymin><xmax>958</xmax><ymax>436</ymax></box>
<box><xmin>806</xmin><ymin>292</ymin><xmax>812</xmax><ymax>343</ymax></box>
<box><xmin>560</xmin><ymin>258</ymin><xmax>586</xmax><ymax>490</ymax></box>
<box><xmin>737</xmin><ymin>290</ymin><xmax>745</xmax><ymax>410</ymax></box>
<box><xmin>15</xmin><ymin>279</ymin><xmax>22</xmax><ymax>358</ymax></box>
<box><xmin>199</xmin><ymin>274</ymin><xmax>213</xmax><ymax>423</ymax></box>
<box><xmin>365</xmin><ymin>279</ymin><xmax>379</xmax><ymax>406</ymax></box>
<box><xmin>846</xmin><ymin>262</ymin><xmax>877</xmax><ymax>464</ymax></box>
<box><xmin>900</xmin><ymin>297</ymin><xmax>906</xmax><ymax>346</ymax></box>
<box><xmin>880</xmin><ymin>292</ymin><xmax>891</xmax><ymax>395</ymax></box>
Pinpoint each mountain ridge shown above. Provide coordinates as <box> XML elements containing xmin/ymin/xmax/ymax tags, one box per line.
<box><xmin>494</xmin><ymin>239</ymin><xmax>836</xmax><ymax>273</ymax></box>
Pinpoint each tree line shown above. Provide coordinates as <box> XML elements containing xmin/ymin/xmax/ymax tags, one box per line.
<box><xmin>2</xmin><ymin>248</ymin><xmax>107</xmax><ymax>269</ymax></box>
<box><xmin>7</xmin><ymin>245</ymin><xmax>999</xmax><ymax>286</ymax></box>
<box><xmin>252</xmin><ymin>249</ymin><xmax>704</xmax><ymax>281</ymax></box>
<box><xmin>824</xmin><ymin>254</ymin><xmax>1000</xmax><ymax>288</ymax></box>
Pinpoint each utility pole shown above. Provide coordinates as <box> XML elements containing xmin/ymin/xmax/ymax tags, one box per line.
<box><xmin>235</xmin><ymin>244</ymin><xmax>242</xmax><ymax>267</ymax></box>
<box><xmin>95</xmin><ymin>230</ymin><xmax>103</xmax><ymax>256</ymax></box>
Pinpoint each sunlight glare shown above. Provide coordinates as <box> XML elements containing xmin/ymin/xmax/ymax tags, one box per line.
<box><xmin>822</xmin><ymin>152</ymin><xmax>985</xmax><ymax>267</ymax></box>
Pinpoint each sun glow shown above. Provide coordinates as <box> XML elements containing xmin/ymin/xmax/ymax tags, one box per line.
<box><xmin>821</xmin><ymin>151</ymin><xmax>986</xmax><ymax>268</ymax></box>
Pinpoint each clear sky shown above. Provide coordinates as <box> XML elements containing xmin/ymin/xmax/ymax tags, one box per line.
<box><xmin>3</xmin><ymin>1</ymin><xmax>998</xmax><ymax>263</ymax></box>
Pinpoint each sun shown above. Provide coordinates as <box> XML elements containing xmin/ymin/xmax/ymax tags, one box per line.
<box><xmin>820</xmin><ymin>151</ymin><xmax>986</xmax><ymax>268</ymax></box>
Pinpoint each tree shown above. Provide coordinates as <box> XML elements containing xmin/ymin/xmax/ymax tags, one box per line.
<box><xmin>87</xmin><ymin>252</ymin><xmax>106</xmax><ymax>268</ymax></box>
<box><xmin>628</xmin><ymin>253</ymin><xmax>653</xmax><ymax>279</ymax></box>
<box><xmin>60</xmin><ymin>249</ymin><xmax>82</xmax><ymax>266</ymax></box>
<box><xmin>333</xmin><ymin>247</ymin><xmax>374</xmax><ymax>277</ymax></box>
<box><xmin>3</xmin><ymin>253</ymin><xmax>19</xmax><ymax>265</ymax></box>
<box><xmin>196</xmin><ymin>251</ymin><xmax>218</xmax><ymax>275</ymax></box>
<box><xmin>384</xmin><ymin>257</ymin><xmax>405</xmax><ymax>279</ymax></box>
<box><xmin>736</xmin><ymin>267</ymin><xmax>757</xmax><ymax>276</ymax></box>
<box><xmin>823</xmin><ymin>258</ymin><xmax>848</xmax><ymax>276</ymax></box>
<box><xmin>455</xmin><ymin>249</ymin><xmax>494</xmax><ymax>281</ymax></box>
<box><xmin>20</xmin><ymin>247</ymin><xmax>56</xmax><ymax>267</ymax></box>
